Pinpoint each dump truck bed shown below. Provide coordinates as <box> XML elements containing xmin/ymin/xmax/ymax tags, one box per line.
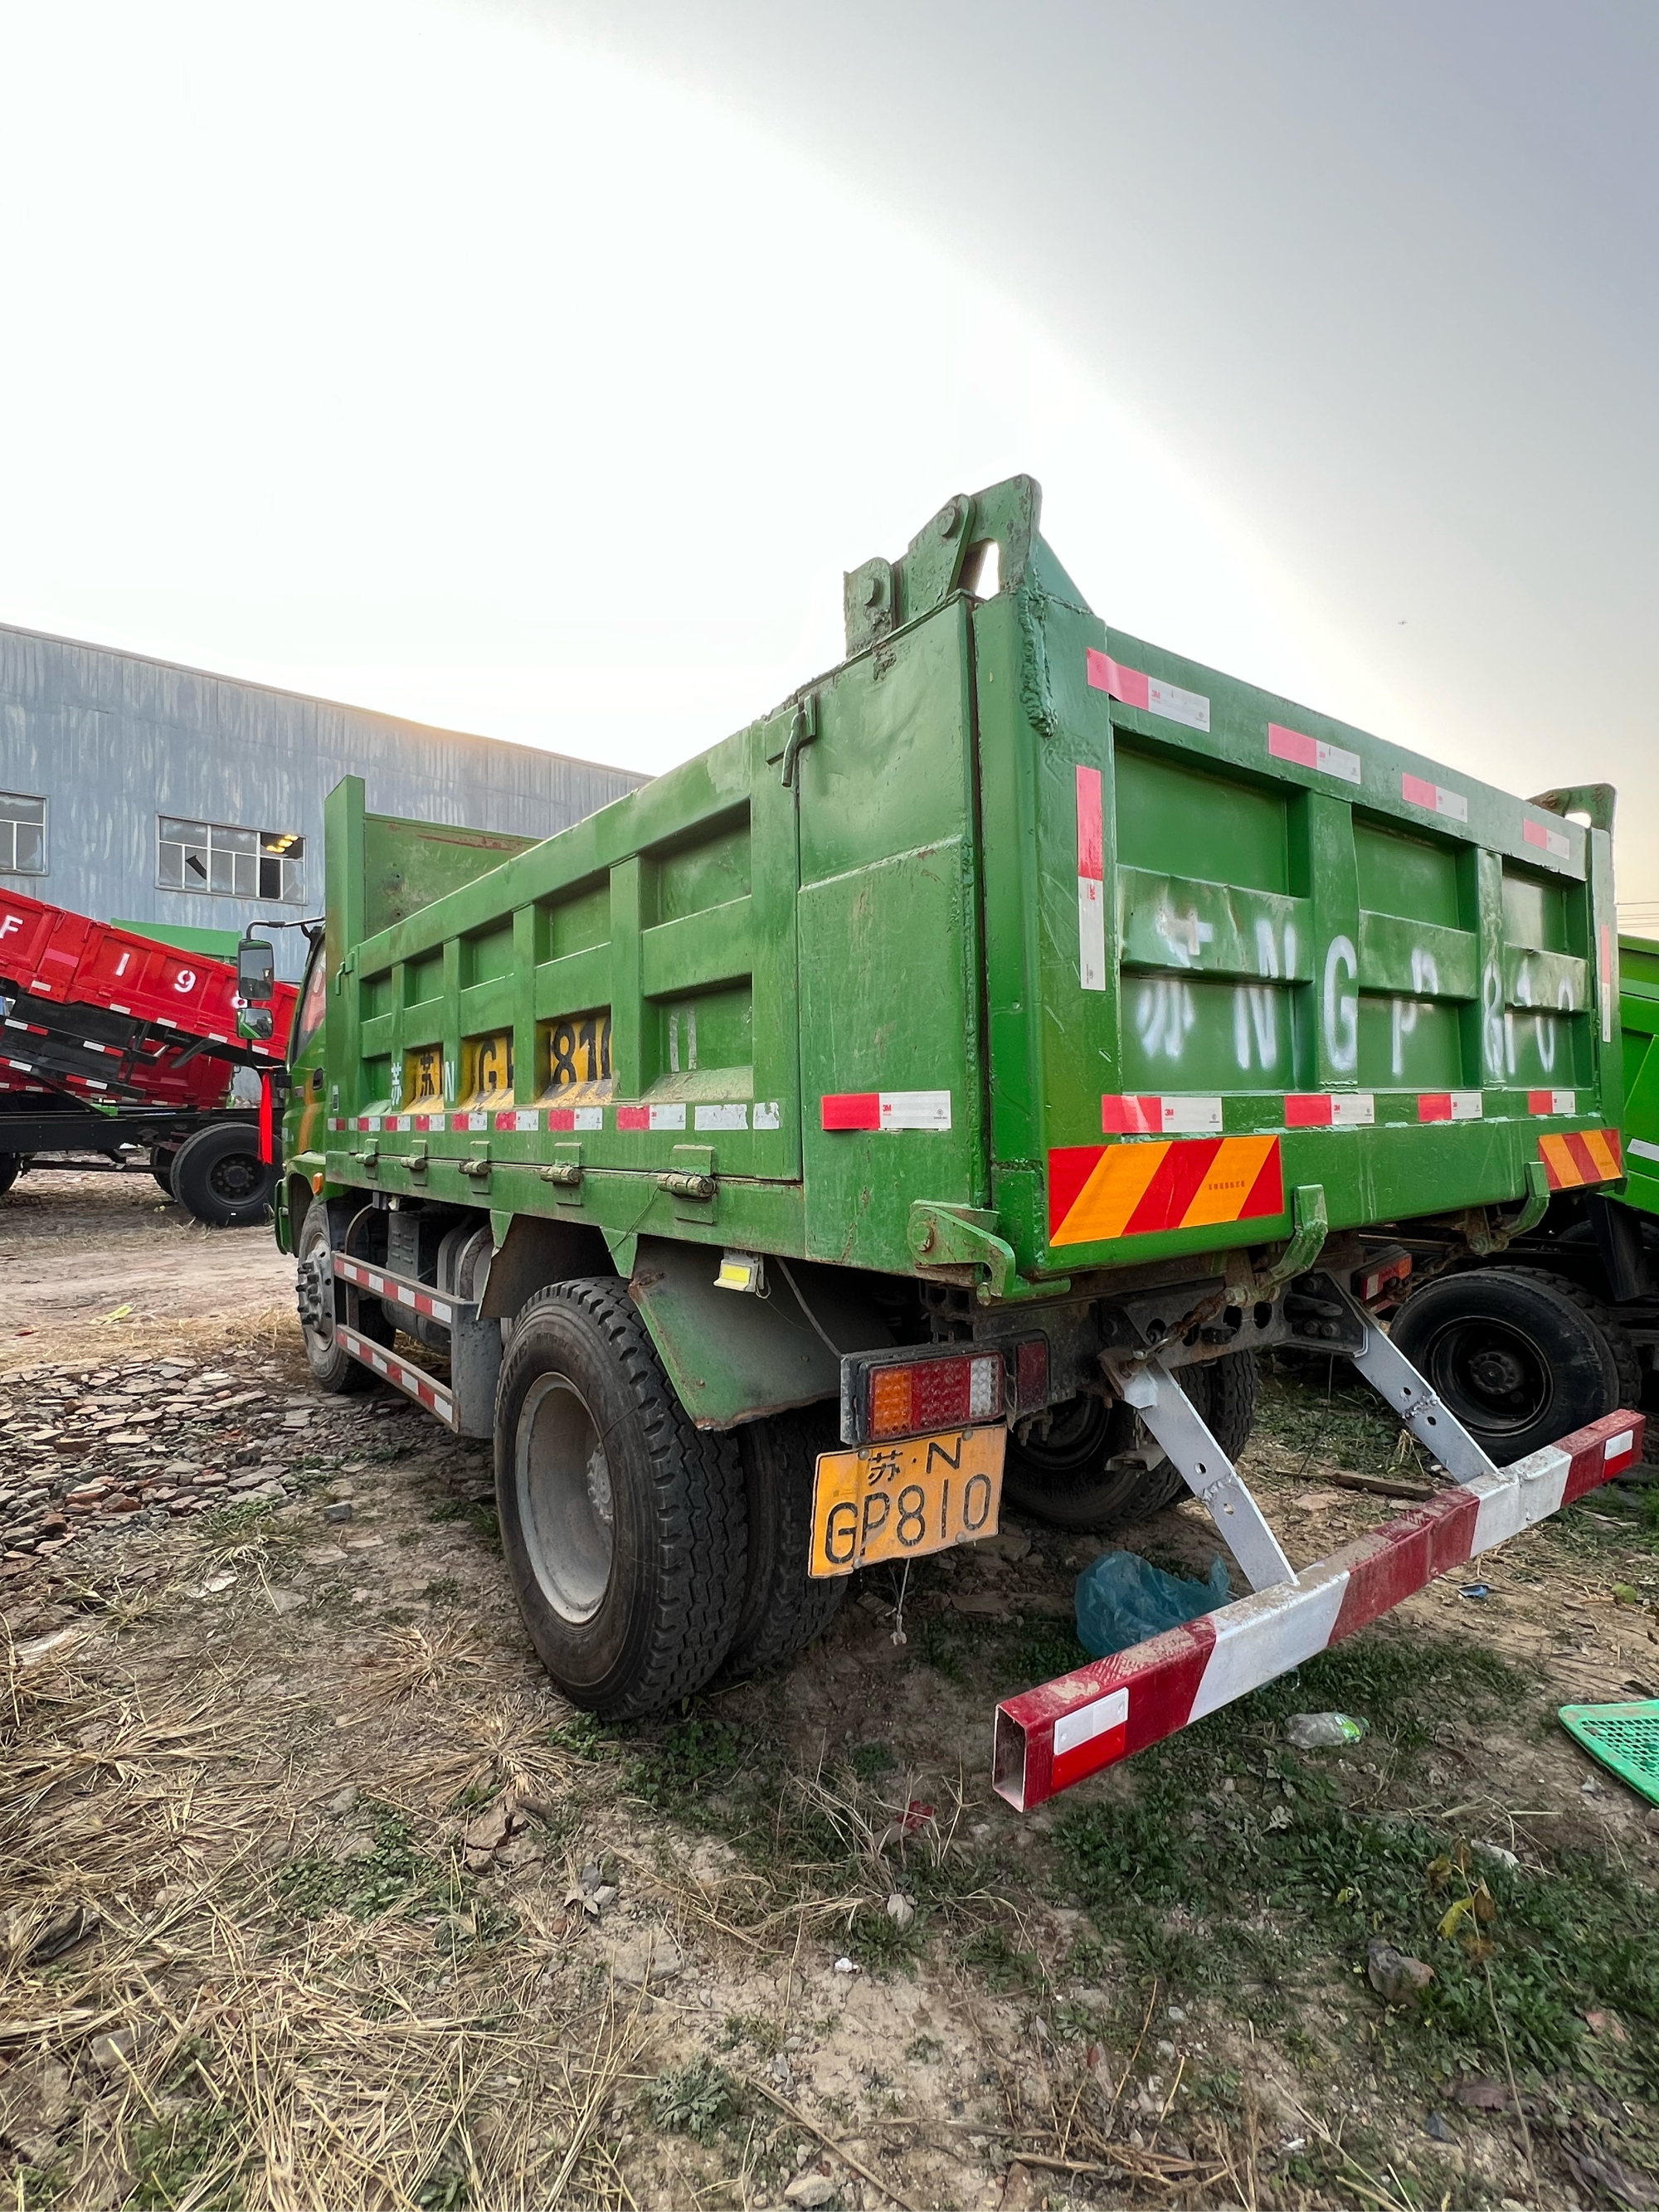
<box><xmin>304</xmin><ymin>475</ymin><xmax>1623</xmax><ymax>1291</ymax></box>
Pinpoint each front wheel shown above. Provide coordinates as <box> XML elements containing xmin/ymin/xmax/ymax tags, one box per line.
<box><xmin>1389</xmin><ymin>1266</ymin><xmax>1639</xmax><ymax>1465</ymax></box>
<box><xmin>494</xmin><ymin>1279</ymin><xmax>748</xmax><ymax>1718</ymax></box>
<box><xmin>294</xmin><ymin>1201</ymin><xmax>390</xmax><ymax>1393</ymax></box>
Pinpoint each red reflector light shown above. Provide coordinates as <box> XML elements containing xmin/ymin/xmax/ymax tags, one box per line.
<box><xmin>860</xmin><ymin>1350</ymin><xmax>1005</xmax><ymax>1441</ymax></box>
<box><xmin>1356</xmin><ymin>1250</ymin><xmax>1412</xmax><ymax>1304</ymax></box>
<box><xmin>1014</xmin><ymin>1337</ymin><xmax>1048</xmax><ymax>1414</ymax></box>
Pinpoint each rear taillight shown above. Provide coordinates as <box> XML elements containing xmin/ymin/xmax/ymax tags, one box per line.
<box><xmin>842</xmin><ymin>1338</ymin><xmax>1048</xmax><ymax>1446</ymax></box>
<box><xmin>1355</xmin><ymin>1248</ymin><xmax>1412</xmax><ymax>1304</ymax></box>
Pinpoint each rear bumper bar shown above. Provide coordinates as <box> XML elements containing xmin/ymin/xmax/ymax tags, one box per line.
<box><xmin>993</xmin><ymin>1407</ymin><xmax>1644</xmax><ymax>1811</ymax></box>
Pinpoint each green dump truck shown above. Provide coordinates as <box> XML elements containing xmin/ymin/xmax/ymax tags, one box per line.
<box><xmin>1389</xmin><ymin>926</ymin><xmax>1657</xmax><ymax>1455</ymax></box>
<box><xmin>275</xmin><ymin>476</ymin><xmax>1643</xmax><ymax>1790</ymax></box>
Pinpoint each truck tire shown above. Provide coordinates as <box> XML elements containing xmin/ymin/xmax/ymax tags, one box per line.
<box><xmin>168</xmin><ymin>1122</ymin><xmax>277</xmax><ymax>1228</ymax></box>
<box><xmin>495</xmin><ymin>1279</ymin><xmax>748</xmax><ymax>1719</ymax></box>
<box><xmin>1005</xmin><ymin>1351</ymin><xmax>1259</xmax><ymax>1534</ymax></box>
<box><xmin>1390</xmin><ymin>1266</ymin><xmax>1640</xmax><ymax>1465</ymax></box>
<box><xmin>150</xmin><ymin>1142</ymin><xmax>182</xmax><ymax>1195</ymax></box>
<box><xmin>295</xmin><ymin>1201</ymin><xmax>391</xmax><ymax>1393</ymax></box>
<box><xmin>0</xmin><ymin>1153</ymin><xmax>18</xmax><ymax>1199</ymax></box>
<box><xmin>722</xmin><ymin>1407</ymin><xmax>847</xmax><ymax>1678</ymax></box>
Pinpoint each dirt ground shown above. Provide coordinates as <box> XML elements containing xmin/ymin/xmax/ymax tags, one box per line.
<box><xmin>3</xmin><ymin>1174</ymin><xmax>1659</xmax><ymax>2210</ymax></box>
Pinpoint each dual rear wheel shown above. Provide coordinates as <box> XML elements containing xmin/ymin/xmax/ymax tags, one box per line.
<box><xmin>495</xmin><ymin>1281</ymin><xmax>844</xmax><ymax>1717</ymax></box>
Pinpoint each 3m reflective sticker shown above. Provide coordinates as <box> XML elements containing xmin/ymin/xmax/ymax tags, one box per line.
<box><xmin>1076</xmin><ymin>764</ymin><xmax>1106</xmax><ymax>992</ymax></box>
<box><xmin>1631</xmin><ymin>1137</ymin><xmax>1659</xmax><ymax>1164</ymax></box>
<box><xmin>1418</xmin><ymin>1092</ymin><xmax>1483</xmax><ymax>1121</ymax></box>
<box><xmin>1187</xmin><ymin>1572</ymin><xmax>1351</xmax><ymax>1723</ymax></box>
<box><xmin>1401</xmin><ymin>771</ymin><xmax>1469</xmax><ymax>824</ymax></box>
<box><xmin>1285</xmin><ymin>1093</ymin><xmax>1375</xmax><ymax>1128</ymax></box>
<box><xmin>753</xmin><ymin>1101</ymin><xmax>781</xmax><ymax>1130</ymax></box>
<box><xmin>1601</xmin><ymin>926</ymin><xmax>1614</xmax><ymax>1043</ymax></box>
<box><xmin>574</xmin><ymin>1106</ymin><xmax>603</xmax><ymax>1131</ymax></box>
<box><xmin>694</xmin><ymin>1103</ymin><xmax>747</xmax><ymax>1131</ymax></box>
<box><xmin>615</xmin><ymin>1106</ymin><xmax>649</xmax><ymax>1130</ymax></box>
<box><xmin>880</xmin><ymin>1091</ymin><xmax>951</xmax><ymax>1131</ymax></box>
<box><xmin>1527</xmin><ymin>1090</ymin><xmax>1575</xmax><ymax>1116</ymax></box>
<box><xmin>1102</xmin><ymin>1094</ymin><xmax>1224</xmax><ymax>1135</ymax></box>
<box><xmin>1540</xmin><ymin>1128</ymin><xmax>1623</xmax><ymax>1191</ymax></box>
<box><xmin>1085</xmin><ymin>648</ymin><xmax>1209</xmax><ymax>732</ymax></box>
<box><xmin>1050</xmin><ymin>1688</ymin><xmax>1129</xmax><ymax>1791</ymax></box>
<box><xmin>1267</xmin><ymin>723</ymin><xmax>1362</xmax><ymax>785</ymax></box>
<box><xmin>1524</xmin><ymin>818</ymin><xmax>1571</xmax><ymax>859</ymax></box>
<box><xmin>1049</xmin><ymin>1136</ymin><xmax>1282</xmax><ymax>1246</ymax></box>
<box><xmin>649</xmin><ymin>1104</ymin><xmax>687</xmax><ymax>1132</ymax></box>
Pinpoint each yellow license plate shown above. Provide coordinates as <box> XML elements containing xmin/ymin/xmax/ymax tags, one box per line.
<box><xmin>809</xmin><ymin>1426</ymin><xmax>1005</xmax><ymax>1579</ymax></box>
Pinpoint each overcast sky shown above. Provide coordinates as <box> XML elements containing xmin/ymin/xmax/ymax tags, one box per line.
<box><xmin>2</xmin><ymin>1</ymin><xmax>1653</xmax><ymax>922</ymax></box>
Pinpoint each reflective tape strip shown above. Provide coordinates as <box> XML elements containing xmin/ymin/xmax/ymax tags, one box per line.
<box><xmin>1630</xmin><ymin>1137</ymin><xmax>1659</xmax><ymax>1164</ymax></box>
<box><xmin>1418</xmin><ymin>1091</ymin><xmax>1482</xmax><ymax>1121</ymax></box>
<box><xmin>821</xmin><ymin>1091</ymin><xmax>952</xmax><ymax>1132</ymax></box>
<box><xmin>1524</xmin><ymin>817</ymin><xmax>1571</xmax><ymax>859</ymax></box>
<box><xmin>1048</xmin><ymin>1135</ymin><xmax>1283</xmax><ymax>1246</ymax></box>
<box><xmin>337</xmin><ymin>1325</ymin><xmax>455</xmax><ymax>1427</ymax></box>
<box><xmin>1401</xmin><ymin>771</ymin><xmax>1468</xmax><ymax>823</ymax></box>
<box><xmin>694</xmin><ymin>1103</ymin><xmax>748</xmax><ymax>1130</ymax></box>
<box><xmin>1085</xmin><ymin>648</ymin><xmax>1209</xmax><ymax>732</ymax></box>
<box><xmin>1077</xmin><ymin>764</ymin><xmax>1106</xmax><ymax>992</ymax></box>
<box><xmin>494</xmin><ymin>1108</ymin><xmax>538</xmax><ymax>1132</ymax></box>
<box><xmin>615</xmin><ymin>1103</ymin><xmax>688</xmax><ymax>1131</ymax></box>
<box><xmin>333</xmin><ymin>1256</ymin><xmax>456</xmax><ymax>1325</ymax></box>
<box><xmin>1539</xmin><ymin>1127</ymin><xmax>1623</xmax><ymax>1191</ymax></box>
<box><xmin>1267</xmin><ymin>723</ymin><xmax>1362</xmax><ymax>785</ymax></box>
<box><xmin>1601</xmin><ymin>926</ymin><xmax>1614</xmax><ymax>1043</ymax></box>
<box><xmin>994</xmin><ymin>1409</ymin><xmax>1644</xmax><ymax>1810</ymax></box>
<box><xmin>1102</xmin><ymin>1094</ymin><xmax>1223</xmax><ymax>1136</ymax></box>
<box><xmin>1526</xmin><ymin>1089</ymin><xmax>1575</xmax><ymax>1115</ymax></box>
<box><xmin>1284</xmin><ymin>1093</ymin><xmax>1374</xmax><ymax>1128</ymax></box>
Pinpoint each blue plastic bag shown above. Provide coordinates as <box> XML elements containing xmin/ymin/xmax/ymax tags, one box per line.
<box><xmin>1074</xmin><ymin>1549</ymin><xmax>1231</xmax><ymax>1660</ymax></box>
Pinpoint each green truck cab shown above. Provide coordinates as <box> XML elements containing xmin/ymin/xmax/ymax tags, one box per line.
<box><xmin>277</xmin><ymin>477</ymin><xmax>1638</xmax><ymax>1780</ymax></box>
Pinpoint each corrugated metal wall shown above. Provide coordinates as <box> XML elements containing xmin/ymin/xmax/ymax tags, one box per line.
<box><xmin>0</xmin><ymin>624</ymin><xmax>645</xmax><ymax>977</ymax></box>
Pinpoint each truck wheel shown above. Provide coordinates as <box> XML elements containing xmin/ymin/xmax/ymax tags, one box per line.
<box><xmin>495</xmin><ymin>1279</ymin><xmax>748</xmax><ymax>1719</ymax></box>
<box><xmin>722</xmin><ymin>1407</ymin><xmax>847</xmax><ymax>1678</ymax></box>
<box><xmin>1005</xmin><ymin>1353</ymin><xmax>1258</xmax><ymax>1533</ymax></box>
<box><xmin>0</xmin><ymin>1153</ymin><xmax>18</xmax><ymax>1199</ymax></box>
<box><xmin>1390</xmin><ymin>1266</ymin><xmax>1640</xmax><ymax>1465</ymax></box>
<box><xmin>295</xmin><ymin>1202</ymin><xmax>390</xmax><ymax>1393</ymax></box>
<box><xmin>150</xmin><ymin>1143</ymin><xmax>182</xmax><ymax>1195</ymax></box>
<box><xmin>168</xmin><ymin>1123</ymin><xmax>277</xmax><ymax>1228</ymax></box>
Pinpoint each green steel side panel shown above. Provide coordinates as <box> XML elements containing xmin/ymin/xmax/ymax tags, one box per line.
<box><xmin>291</xmin><ymin>474</ymin><xmax>1628</xmax><ymax>1304</ymax></box>
<box><xmin>1618</xmin><ymin>934</ymin><xmax>1659</xmax><ymax>1218</ymax></box>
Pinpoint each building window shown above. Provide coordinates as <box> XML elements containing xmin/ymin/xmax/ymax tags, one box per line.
<box><xmin>158</xmin><ymin>818</ymin><xmax>305</xmax><ymax>902</ymax></box>
<box><xmin>0</xmin><ymin>792</ymin><xmax>47</xmax><ymax>876</ymax></box>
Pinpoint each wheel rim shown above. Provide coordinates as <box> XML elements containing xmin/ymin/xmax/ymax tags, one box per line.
<box><xmin>1418</xmin><ymin>1315</ymin><xmax>1554</xmax><ymax>1438</ymax></box>
<box><xmin>1014</xmin><ymin>1393</ymin><xmax>1114</xmax><ymax>1475</ymax></box>
<box><xmin>207</xmin><ymin>1150</ymin><xmax>264</xmax><ymax>1203</ymax></box>
<box><xmin>516</xmin><ymin>1373</ymin><xmax>615</xmax><ymax>1625</ymax></box>
<box><xmin>297</xmin><ymin>1218</ymin><xmax>337</xmax><ymax>1359</ymax></box>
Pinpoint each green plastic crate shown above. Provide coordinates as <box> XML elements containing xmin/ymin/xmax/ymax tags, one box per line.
<box><xmin>1559</xmin><ymin>1700</ymin><xmax>1659</xmax><ymax>1806</ymax></box>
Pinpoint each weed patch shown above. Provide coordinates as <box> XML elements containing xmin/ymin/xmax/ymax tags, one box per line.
<box><xmin>274</xmin><ymin>1801</ymin><xmax>449</xmax><ymax>1921</ymax></box>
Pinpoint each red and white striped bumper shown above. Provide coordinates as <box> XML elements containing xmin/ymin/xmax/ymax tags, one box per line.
<box><xmin>993</xmin><ymin>1409</ymin><xmax>1644</xmax><ymax>1811</ymax></box>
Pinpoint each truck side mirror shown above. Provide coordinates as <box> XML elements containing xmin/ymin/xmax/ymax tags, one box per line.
<box><xmin>237</xmin><ymin>936</ymin><xmax>276</xmax><ymax>1004</ymax></box>
<box><xmin>237</xmin><ymin>1004</ymin><xmax>275</xmax><ymax>1042</ymax></box>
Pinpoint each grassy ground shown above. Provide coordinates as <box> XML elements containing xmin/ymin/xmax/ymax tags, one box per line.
<box><xmin>3</xmin><ymin>1313</ymin><xmax>1658</xmax><ymax>2208</ymax></box>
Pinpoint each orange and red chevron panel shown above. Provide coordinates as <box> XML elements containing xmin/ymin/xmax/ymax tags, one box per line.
<box><xmin>1048</xmin><ymin>1135</ymin><xmax>1284</xmax><ymax>1248</ymax></box>
<box><xmin>1538</xmin><ymin>1127</ymin><xmax>1623</xmax><ymax>1192</ymax></box>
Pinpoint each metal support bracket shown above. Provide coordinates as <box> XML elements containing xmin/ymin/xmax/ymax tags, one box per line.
<box><xmin>1460</xmin><ymin>1158</ymin><xmax>1551</xmax><ymax>1255</ymax></box>
<box><xmin>1101</xmin><ymin>1354</ymin><xmax>1297</xmax><ymax>1592</ymax></box>
<box><xmin>1250</xmin><ymin>1183</ymin><xmax>1327</xmax><ymax>1300</ymax></box>
<box><xmin>1313</xmin><ymin>1273</ymin><xmax>1504</xmax><ymax>1487</ymax></box>
<box><xmin>907</xmin><ymin>1203</ymin><xmax>1072</xmax><ymax>1304</ymax></box>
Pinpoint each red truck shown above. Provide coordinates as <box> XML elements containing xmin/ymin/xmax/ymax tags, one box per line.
<box><xmin>0</xmin><ymin>887</ymin><xmax>298</xmax><ymax>1226</ymax></box>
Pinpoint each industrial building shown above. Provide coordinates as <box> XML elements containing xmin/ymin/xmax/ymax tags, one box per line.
<box><xmin>0</xmin><ymin>623</ymin><xmax>645</xmax><ymax>978</ymax></box>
